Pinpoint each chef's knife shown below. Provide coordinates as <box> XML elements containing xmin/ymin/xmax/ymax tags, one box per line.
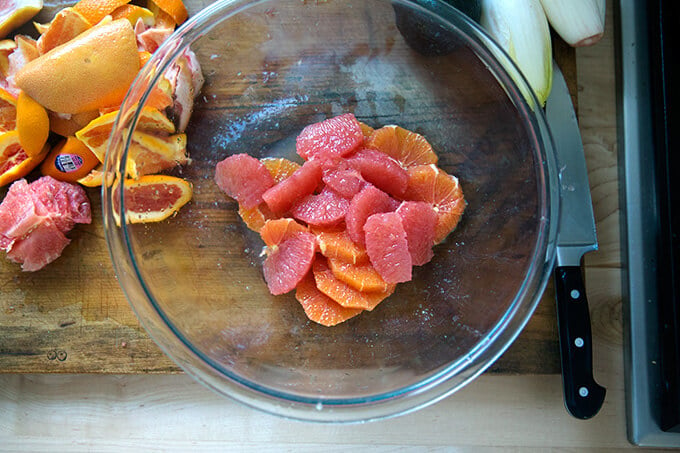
<box><xmin>545</xmin><ymin>62</ymin><xmax>606</xmax><ymax>420</ymax></box>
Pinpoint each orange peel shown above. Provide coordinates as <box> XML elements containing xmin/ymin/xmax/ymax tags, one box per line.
<box><xmin>0</xmin><ymin>130</ymin><xmax>48</xmax><ymax>187</ymax></box>
<box><xmin>117</xmin><ymin>174</ymin><xmax>193</xmax><ymax>223</ymax></box>
<box><xmin>16</xmin><ymin>90</ymin><xmax>49</xmax><ymax>157</ymax></box>
<box><xmin>73</xmin><ymin>0</ymin><xmax>131</xmax><ymax>25</ymax></box>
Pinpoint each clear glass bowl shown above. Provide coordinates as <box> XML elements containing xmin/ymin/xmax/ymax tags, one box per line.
<box><xmin>103</xmin><ymin>0</ymin><xmax>559</xmax><ymax>422</ymax></box>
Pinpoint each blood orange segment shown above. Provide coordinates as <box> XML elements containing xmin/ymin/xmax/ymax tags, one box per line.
<box><xmin>261</xmin><ymin>157</ymin><xmax>301</xmax><ymax>183</ymax></box>
<box><xmin>403</xmin><ymin>164</ymin><xmax>466</xmax><ymax>243</ymax></box>
<box><xmin>295</xmin><ymin>272</ymin><xmax>362</xmax><ymax>327</ymax></box>
<box><xmin>396</xmin><ymin>201</ymin><xmax>437</xmax><ymax>266</ymax></box>
<box><xmin>259</xmin><ymin>218</ymin><xmax>308</xmax><ymax>248</ymax></box>
<box><xmin>345</xmin><ymin>185</ymin><xmax>396</xmax><ymax>246</ymax></box>
<box><xmin>328</xmin><ymin>257</ymin><xmax>392</xmax><ymax>292</ymax></box>
<box><xmin>296</xmin><ymin>113</ymin><xmax>363</xmax><ymax>161</ymax></box>
<box><xmin>262</xmin><ymin>231</ymin><xmax>316</xmax><ymax>295</ymax></box>
<box><xmin>364</xmin><ymin>212</ymin><xmax>413</xmax><ymax>283</ymax></box>
<box><xmin>313</xmin><ymin>258</ymin><xmax>394</xmax><ymax>310</ymax></box>
<box><xmin>215</xmin><ymin>153</ymin><xmax>275</xmax><ymax>209</ymax></box>
<box><xmin>347</xmin><ymin>148</ymin><xmax>408</xmax><ymax>198</ymax></box>
<box><xmin>312</xmin><ymin>226</ymin><xmax>369</xmax><ymax>265</ymax></box>
<box><xmin>262</xmin><ymin>159</ymin><xmax>323</xmax><ymax>215</ymax></box>
<box><xmin>118</xmin><ymin>174</ymin><xmax>192</xmax><ymax>223</ymax></box>
<box><xmin>291</xmin><ymin>188</ymin><xmax>350</xmax><ymax>227</ymax></box>
<box><xmin>366</xmin><ymin>125</ymin><xmax>438</xmax><ymax>168</ymax></box>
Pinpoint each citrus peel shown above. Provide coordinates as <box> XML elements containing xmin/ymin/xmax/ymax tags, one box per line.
<box><xmin>16</xmin><ymin>90</ymin><xmax>49</xmax><ymax>157</ymax></box>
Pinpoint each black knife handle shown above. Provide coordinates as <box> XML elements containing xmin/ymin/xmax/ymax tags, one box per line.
<box><xmin>554</xmin><ymin>266</ymin><xmax>606</xmax><ymax>419</ymax></box>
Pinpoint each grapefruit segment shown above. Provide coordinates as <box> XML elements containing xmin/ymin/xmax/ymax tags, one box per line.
<box><xmin>364</xmin><ymin>212</ymin><xmax>413</xmax><ymax>283</ymax></box>
<box><xmin>366</xmin><ymin>125</ymin><xmax>438</xmax><ymax>168</ymax></box>
<box><xmin>396</xmin><ymin>201</ymin><xmax>437</xmax><ymax>266</ymax></box>
<box><xmin>404</xmin><ymin>164</ymin><xmax>466</xmax><ymax>243</ymax></box>
<box><xmin>296</xmin><ymin>113</ymin><xmax>363</xmax><ymax>161</ymax></box>
<box><xmin>322</xmin><ymin>166</ymin><xmax>364</xmax><ymax>199</ymax></box>
<box><xmin>313</xmin><ymin>258</ymin><xmax>393</xmax><ymax>310</ymax></box>
<box><xmin>262</xmin><ymin>231</ymin><xmax>316</xmax><ymax>295</ymax></box>
<box><xmin>347</xmin><ymin>148</ymin><xmax>408</xmax><ymax>197</ymax></box>
<box><xmin>291</xmin><ymin>187</ymin><xmax>349</xmax><ymax>227</ymax></box>
<box><xmin>295</xmin><ymin>272</ymin><xmax>362</xmax><ymax>327</ymax></box>
<box><xmin>345</xmin><ymin>185</ymin><xmax>395</xmax><ymax>246</ymax></box>
<box><xmin>262</xmin><ymin>159</ymin><xmax>322</xmax><ymax>215</ymax></box>
<box><xmin>215</xmin><ymin>153</ymin><xmax>275</xmax><ymax>209</ymax></box>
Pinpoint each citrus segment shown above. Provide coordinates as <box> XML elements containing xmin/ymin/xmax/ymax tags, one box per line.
<box><xmin>261</xmin><ymin>157</ymin><xmax>301</xmax><ymax>183</ymax></box>
<box><xmin>347</xmin><ymin>148</ymin><xmax>408</xmax><ymax>197</ymax></box>
<box><xmin>147</xmin><ymin>0</ymin><xmax>188</xmax><ymax>25</ymax></box>
<box><xmin>366</xmin><ymin>125</ymin><xmax>438</xmax><ymax>168</ymax></box>
<box><xmin>215</xmin><ymin>153</ymin><xmax>275</xmax><ymax>209</ymax></box>
<box><xmin>73</xmin><ymin>0</ymin><xmax>131</xmax><ymax>25</ymax></box>
<box><xmin>313</xmin><ymin>226</ymin><xmax>368</xmax><ymax>265</ymax></box>
<box><xmin>262</xmin><ymin>159</ymin><xmax>322</xmax><ymax>215</ymax></box>
<box><xmin>403</xmin><ymin>164</ymin><xmax>465</xmax><ymax>243</ymax></box>
<box><xmin>16</xmin><ymin>90</ymin><xmax>49</xmax><ymax>157</ymax></box>
<box><xmin>35</xmin><ymin>8</ymin><xmax>91</xmax><ymax>55</ymax></box>
<box><xmin>322</xmin><ymin>167</ymin><xmax>364</xmax><ymax>199</ymax></box>
<box><xmin>328</xmin><ymin>257</ymin><xmax>392</xmax><ymax>293</ymax></box>
<box><xmin>0</xmin><ymin>0</ymin><xmax>42</xmax><ymax>39</ymax></box>
<box><xmin>396</xmin><ymin>201</ymin><xmax>437</xmax><ymax>266</ymax></box>
<box><xmin>313</xmin><ymin>258</ymin><xmax>393</xmax><ymax>310</ymax></box>
<box><xmin>364</xmin><ymin>212</ymin><xmax>413</xmax><ymax>283</ymax></box>
<box><xmin>40</xmin><ymin>137</ymin><xmax>100</xmax><ymax>183</ymax></box>
<box><xmin>295</xmin><ymin>272</ymin><xmax>362</xmax><ymax>327</ymax></box>
<box><xmin>358</xmin><ymin>121</ymin><xmax>374</xmax><ymax>138</ymax></box>
<box><xmin>259</xmin><ymin>218</ymin><xmax>308</xmax><ymax>248</ymax></box>
<box><xmin>0</xmin><ymin>87</ymin><xmax>16</xmax><ymax>132</ymax></box>
<box><xmin>0</xmin><ymin>130</ymin><xmax>48</xmax><ymax>187</ymax></box>
<box><xmin>117</xmin><ymin>174</ymin><xmax>192</xmax><ymax>223</ymax></box>
<box><xmin>345</xmin><ymin>185</ymin><xmax>395</xmax><ymax>246</ymax></box>
<box><xmin>262</xmin><ymin>231</ymin><xmax>316</xmax><ymax>295</ymax></box>
<box><xmin>291</xmin><ymin>188</ymin><xmax>349</xmax><ymax>227</ymax></box>
<box><xmin>296</xmin><ymin>113</ymin><xmax>363</xmax><ymax>161</ymax></box>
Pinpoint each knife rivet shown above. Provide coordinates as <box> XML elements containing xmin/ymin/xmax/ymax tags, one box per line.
<box><xmin>570</xmin><ymin>289</ymin><xmax>580</xmax><ymax>300</ymax></box>
<box><xmin>579</xmin><ymin>387</ymin><xmax>589</xmax><ymax>397</ymax></box>
<box><xmin>574</xmin><ymin>337</ymin><xmax>584</xmax><ymax>348</ymax></box>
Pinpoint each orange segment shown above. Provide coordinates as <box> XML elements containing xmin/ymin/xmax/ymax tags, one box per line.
<box><xmin>116</xmin><ymin>174</ymin><xmax>192</xmax><ymax>223</ymax></box>
<box><xmin>0</xmin><ymin>130</ymin><xmax>49</xmax><ymax>187</ymax></box>
<box><xmin>312</xmin><ymin>226</ymin><xmax>369</xmax><ymax>264</ymax></box>
<box><xmin>327</xmin><ymin>258</ymin><xmax>392</xmax><ymax>292</ymax></box>
<box><xmin>0</xmin><ymin>87</ymin><xmax>17</xmax><ymax>132</ymax></box>
<box><xmin>366</xmin><ymin>125</ymin><xmax>438</xmax><ymax>168</ymax></box>
<box><xmin>313</xmin><ymin>258</ymin><xmax>394</xmax><ymax>311</ymax></box>
<box><xmin>259</xmin><ymin>218</ymin><xmax>308</xmax><ymax>248</ymax></box>
<box><xmin>36</xmin><ymin>8</ymin><xmax>92</xmax><ymax>55</ymax></box>
<box><xmin>403</xmin><ymin>164</ymin><xmax>466</xmax><ymax>243</ymax></box>
<box><xmin>261</xmin><ymin>157</ymin><xmax>301</xmax><ymax>183</ymax></box>
<box><xmin>73</xmin><ymin>0</ymin><xmax>132</xmax><ymax>25</ymax></box>
<box><xmin>16</xmin><ymin>91</ymin><xmax>49</xmax><ymax>158</ymax></box>
<box><xmin>358</xmin><ymin>121</ymin><xmax>374</xmax><ymax>138</ymax></box>
<box><xmin>295</xmin><ymin>272</ymin><xmax>362</xmax><ymax>327</ymax></box>
<box><xmin>147</xmin><ymin>0</ymin><xmax>188</xmax><ymax>26</ymax></box>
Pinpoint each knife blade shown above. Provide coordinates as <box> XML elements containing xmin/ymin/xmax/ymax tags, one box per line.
<box><xmin>545</xmin><ymin>62</ymin><xmax>606</xmax><ymax>420</ymax></box>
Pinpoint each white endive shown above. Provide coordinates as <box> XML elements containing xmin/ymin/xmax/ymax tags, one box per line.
<box><xmin>540</xmin><ymin>0</ymin><xmax>605</xmax><ymax>47</ymax></box>
<box><xmin>480</xmin><ymin>0</ymin><xmax>553</xmax><ymax>107</ymax></box>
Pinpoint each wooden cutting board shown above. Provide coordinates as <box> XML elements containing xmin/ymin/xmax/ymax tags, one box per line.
<box><xmin>0</xmin><ymin>1</ymin><xmax>576</xmax><ymax>374</ymax></box>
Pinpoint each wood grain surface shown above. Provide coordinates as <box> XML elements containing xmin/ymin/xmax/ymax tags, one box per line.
<box><xmin>0</xmin><ymin>1</ymin><xmax>578</xmax><ymax>375</ymax></box>
<box><xmin>0</xmin><ymin>3</ymin><xmax>643</xmax><ymax>452</ymax></box>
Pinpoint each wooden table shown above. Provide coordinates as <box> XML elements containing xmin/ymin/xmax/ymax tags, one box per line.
<box><xmin>0</xmin><ymin>3</ymin><xmax>656</xmax><ymax>451</ymax></box>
